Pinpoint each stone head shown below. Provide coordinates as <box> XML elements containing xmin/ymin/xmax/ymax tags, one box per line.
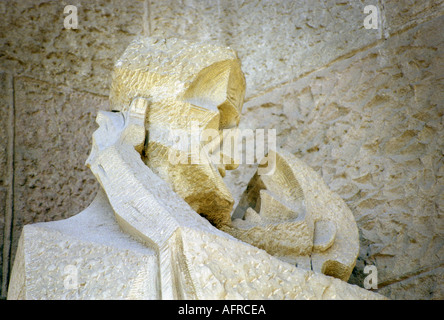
<box><xmin>108</xmin><ymin>37</ymin><xmax>246</xmax><ymax>227</ymax></box>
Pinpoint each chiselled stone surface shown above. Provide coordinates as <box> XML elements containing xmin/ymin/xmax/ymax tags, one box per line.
<box><xmin>2</xmin><ymin>0</ymin><xmax>443</xmax><ymax>301</ymax></box>
<box><xmin>382</xmin><ymin>0</ymin><xmax>444</xmax><ymax>35</ymax></box>
<box><xmin>107</xmin><ymin>36</ymin><xmax>361</xmax><ymax>282</ymax></box>
<box><xmin>179</xmin><ymin>227</ymin><xmax>382</xmax><ymax>300</ymax></box>
<box><xmin>7</xmin><ymin>36</ymin><xmax>386</xmax><ymax>300</ymax></box>
<box><xmin>150</xmin><ymin>0</ymin><xmax>381</xmax><ymax>98</ymax></box>
<box><xmin>108</xmin><ymin>37</ymin><xmax>246</xmax><ymax>228</ymax></box>
<box><xmin>378</xmin><ymin>267</ymin><xmax>444</xmax><ymax>300</ymax></box>
<box><xmin>224</xmin><ymin>15</ymin><xmax>444</xmax><ymax>299</ymax></box>
<box><xmin>7</xmin><ymin>190</ymin><xmax>159</xmax><ymax>300</ymax></box>
<box><xmin>0</xmin><ymin>0</ymin><xmax>144</xmax><ymax>96</ymax></box>
<box><xmin>12</xmin><ymin>77</ymin><xmax>103</xmax><ymax>264</ymax></box>
<box><xmin>7</xmin><ymin>190</ymin><xmax>384</xmax><ymax>300</ymax></box>
<box><xmin>227</xmin><ymin>150</ymin><xmax>360</xmax><ymax>281</ymax></box>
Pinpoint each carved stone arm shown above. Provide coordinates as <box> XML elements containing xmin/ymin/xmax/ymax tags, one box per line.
<box><xmin>85</xmin><ymin>97</ymin><xmax>217</xmax><ymax>298</ymax></box>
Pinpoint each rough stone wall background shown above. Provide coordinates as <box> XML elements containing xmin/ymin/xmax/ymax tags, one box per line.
<box><xmin>0</xmin><ymin>0</ymin><xmax>443</xmax><ymax>299</ymax></box>
<box><xmin>0</xmin><ymin>0</ymin><xmax>144</xmax><ymax>298</ymax></box>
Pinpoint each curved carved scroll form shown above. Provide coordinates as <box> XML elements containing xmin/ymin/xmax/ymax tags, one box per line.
<box><xmin>225</xmin><ymin>149</ymin><xmax>359</xmax><ymax>281</ymax></box>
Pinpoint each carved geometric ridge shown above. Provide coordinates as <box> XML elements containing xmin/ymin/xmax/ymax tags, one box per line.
<box><xmin>227</xmin><ymin>149</ymin><xmax>359</xmax><ymax>281</ymax></box>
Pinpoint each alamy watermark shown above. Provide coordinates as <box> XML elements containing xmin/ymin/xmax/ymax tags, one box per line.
<box><xmin>363</xmin><ymin>265</ymin><xmax>378</xmax><ymax>290</ymax></box>
<box><xmin>64</xmin><ymin>5</ymin><xmax>78</xmax><ymax>29</ymax></box>
<box><xmin>363</xmin><ymin>5</ymin><xmax>379</xmax><ymax>30</ymax></box>
<box><xmin>166</xmin><ymin>121</ymin><xmax>277</xmax><ymax>175</ymax></box>
<box><xmin>61</xmin><ymin>4</ymin><xmax>380</xmax><ymax>31</ymax></box>
<box><xmin>63</xmin><ymin>264</ymin><xmax>78</xmax><ymax>290</ymax></box>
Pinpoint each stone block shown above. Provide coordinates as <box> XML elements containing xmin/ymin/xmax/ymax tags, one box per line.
<box><xmin>7</xmin><ymin>190</ymin><xmax>159</xmax><ymax>300</ymax></box>
<box><xmin>0</xmin><ymin>0</ymin><xmax>144</xmax><ymax>96</ymax></box>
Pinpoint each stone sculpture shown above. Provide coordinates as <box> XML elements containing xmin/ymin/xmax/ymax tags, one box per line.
<box><xmin>7</xmin><ymin>37</ymin><xmax>385</xmax><ymax>300</ymax></box>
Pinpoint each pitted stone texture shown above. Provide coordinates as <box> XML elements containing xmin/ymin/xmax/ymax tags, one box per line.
<box><xmin>7</xmin><ymin>191</ymin><xmax>159</xmax><ymax>300</ymax></box>
<box><xmin>0</xmin><ymin>73</ymin><xmax>10</xmax><ymax>190</ymax></box>
<box><xmin>378</xmin><ymin>267</ymin><xmax>444</xmax><ymax>300</ymax></box>
<box><xmin>150</xmin><ymin>0</ymin><xmax>381</xmax><ymax>98</ymax></box>
<box><xmin>0</xmin><ymin>0</ymin><xmax>143</xmax><ymax>96</ymax></box>
<box><xmin>108</xmin><ymin>37</ymin><xmax>246</xmax><ymax>228</ymax></box>
<box><xmin>382</xmin><ymin>0</ymin><xmax>444</xmax><ymax>35</ymax></box>
<box><xmin>12</xmin><ymin>77</ymin><xmax>103</xmax><ymax>264</ymax></box>
<box><xmin>181</xmin><ymin>227</ymin><xmax>383</xmax><ymax>300</ymax></box>
<box><xmin>7</xmin><ymin>190</ymin><xmax>385</xmax><ymax>300</ymax></box>
<box><xmin>14</xmin><ymin>226</ymin><xmax>157</xmax><ymax>300</ymax></box>
<box><xmin>224</xmin><ymin>15</ymin><xmax>444</xmax><ymax>299</ymax></box>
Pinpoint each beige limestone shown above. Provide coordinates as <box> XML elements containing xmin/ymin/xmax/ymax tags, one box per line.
<box><xmin>224</xmin><ymin>14</ymin><xmax>444</xmax><ymax>298</ymax></box>
<box><xmin>378</xmin><ymin>267</ymin><xmax>444</xmax><ymax>300</ymax></box>
<box><xmin>0</xmin><ymin>0</ymin><xmax>144</xmax><ymax>96</ymax></box>
<box><xmin>150</xmin><ymin>0</ymin><xmax>383</xmax><ymax>98</ymax></box>
<box><xmin>7</xmin><ymin>189</ymin><xmax>383</xmax><ymax>300</ymax></box>
<box><xmin>108</xmin><ymin>37</ymin><xmax>246</xmax><ymax>227</ymax></box>
<box><xmin>7</xmin><ymin>37</ymin><xmax>385</xmax><ymax>300</ymax></box>
<box><xmin>107</xmin><ymin>36</ymin><xmax>360</xmax><ymax>282</ymax></box>
<box><xmin>1</xmin><ymin>0</ymin><xmax>442</xmax><ymax>301</ymax></box>
<box><xmin>381</xmin><ymin>0</ymin><xmax>444</xmax><ymax>35</ymax></box>
<box><xmin>7</xmin><ymin>190</ymin><xmax>159</xmax><ymax>300</ymax></box>
<box><xmin>8</xmin><ymin>108</ymin><xmax>384</xmax><ymax>300</ymax></box>
<box><xmin>226</xmin><ymin>149</ymin><xmax>360</xmax><ymax>281</ymax></box>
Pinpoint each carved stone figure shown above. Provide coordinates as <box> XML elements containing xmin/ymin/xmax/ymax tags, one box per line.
<box><xmin>7</xmin><ymin>37</ymin><xmax>385</xmax><ymax>300</ymax></box>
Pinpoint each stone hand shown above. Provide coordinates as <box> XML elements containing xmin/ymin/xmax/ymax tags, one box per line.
<box><xmin>86</xmin><ymin>97</ymin><xmax>149</xmax><ymax>167</ymax></box>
